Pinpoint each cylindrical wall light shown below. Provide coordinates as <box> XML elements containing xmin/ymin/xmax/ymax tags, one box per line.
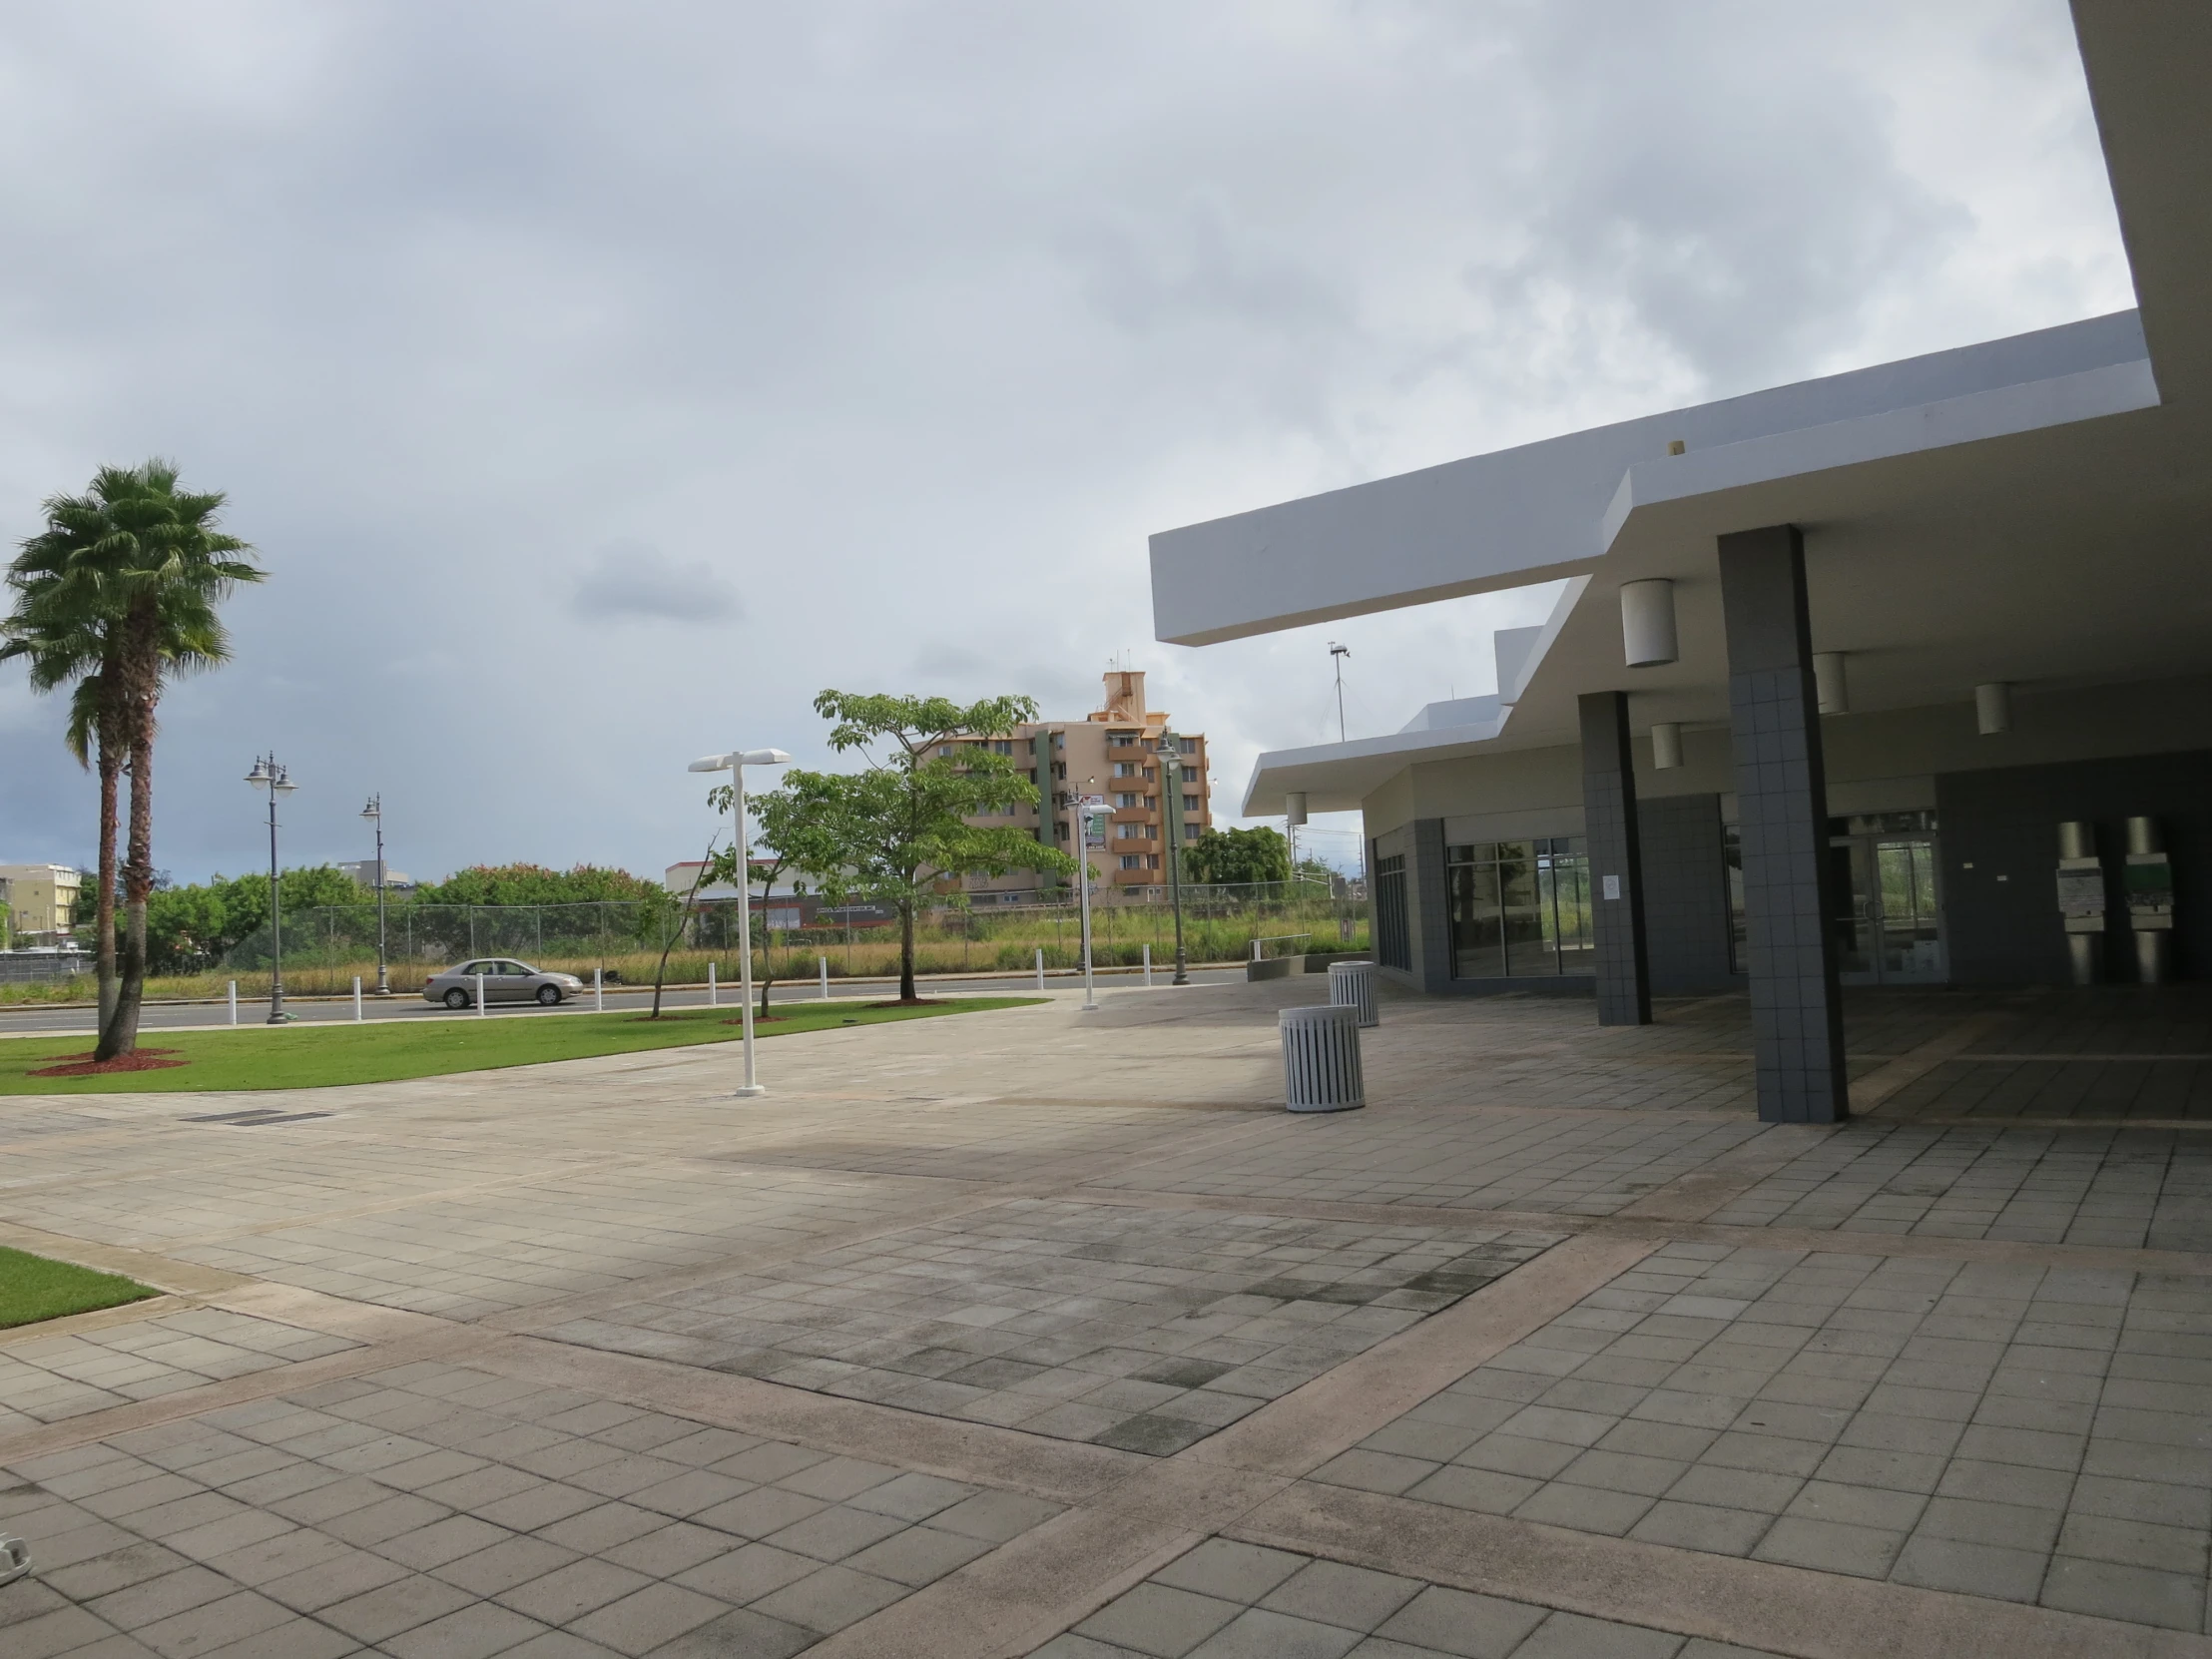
<box><xmin>1285</xmin><ymin>791</ymin><xmax>1309</xmax><ymax>827</ymax></box>
<box><xmin>1650</xmin><ymin>723</ymin><xmax>1683</xmax><ymax>771</ymax></box>
<box><xmin>1621</xmin><ymin>579</ymin><xmax>1678</xmax><ymax>668</ymax></box>
<box><xmin>1975</xmin><ymin>682</ymin><xmax>2011</xmax><ymax>736</ymax></box>
<box><xmin>1814</xmin><ymin>653</ymin><xmax>1849</xmax><ymax>715</ymax></box>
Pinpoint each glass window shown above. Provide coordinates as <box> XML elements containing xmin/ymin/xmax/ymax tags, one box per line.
<box><xmin>1446</xmin><ymin>839</ymin><xmax>1592</xmax><ymax>978</ymax></box>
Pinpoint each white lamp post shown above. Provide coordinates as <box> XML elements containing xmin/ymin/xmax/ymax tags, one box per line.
<box><xmin>246</xmin><ymin>756</ymin><xmax>297</xmax><ymax>1023</ymax></box>
<box><xmin>689</xmin><ymin>748</ymin><xmax>792</xmax><ymax>1096</ymax></box>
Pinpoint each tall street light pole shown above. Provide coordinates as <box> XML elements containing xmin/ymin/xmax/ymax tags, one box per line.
<box><xmin>1158</xmin><ymin>735</ymin><xmax>1190</xmax><ymax>985</ymax></box>
<box><xmin>1330</xmin><ymin>641</ymin><xmax>1351</xmax><ymax>743</ymax></box>
<box><xmin>690</xmin><ymin>748</ymin><xmax>792</xmax><ymax>1097</ymax></box>
<box><xmin>246</xmin><ymin>756</ymin><xmax>296</xmax><ymax>1023</ymax></box>
<box><xmin>360</xmin><ymin>795</ymin><xmax>389</xmax><ymax>996</ymax></box>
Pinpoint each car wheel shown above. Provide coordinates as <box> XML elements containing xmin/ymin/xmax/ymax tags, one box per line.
<box><xmin>443</xmin><ymin>987</ymin><xmax>469</xmax><ymax>1010</ymax></box>
<box><xmin>536</xmin><ymin>984</ymin><xmax>562</xmax><ymax>1006</ymax></box>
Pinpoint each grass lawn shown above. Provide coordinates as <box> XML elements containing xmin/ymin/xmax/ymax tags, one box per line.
<box><xmin>0</xmin><ymin>998</ymin><xmax>1042</xmax><ymax>1094</ymax></box>
<box><xmin>0</xmin><ymin>1244</ymin><xmax>160</xmax><ymax>1329</ymax></box>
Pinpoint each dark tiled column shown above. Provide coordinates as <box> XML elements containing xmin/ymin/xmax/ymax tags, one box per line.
<box><xmin>1411</xmin><ymin>818</ymin><xmax>1453</xmax><ymax>994</ymax></box>
<box><xmin>1578</xmin><ymin>691</ymin><xmax>1652</xmax><ymax>1025</ymax></box>
<box><xmin>1719</xmin><ymin>524</ymin><xmax>1848</xmax><ymax>1123</ymax></box>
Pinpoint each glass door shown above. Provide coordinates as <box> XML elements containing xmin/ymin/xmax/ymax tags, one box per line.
<box><xmin>1874</xmin><ymin>839</ymin><xmax>1944</xmax><ymax>982</ymax></box>
<box><xmin>1827</xmin><ymin>813</ymin><xmax>1945</xmax><ymax>985</ymax></box>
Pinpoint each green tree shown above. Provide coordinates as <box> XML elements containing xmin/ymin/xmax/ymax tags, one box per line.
<box><xmin>414</xmin><ymin>864</ymin><xmax>662</xmax><ymax>906</ymax></box>
<box><xmin>3</xmin><ymin>463</ymin><xmax>256</xmax><ymax>1046</ymax></box>
<box><xmin>1183</xmin><ymin>826</ymin><xmax>1291</xmax><ymax>886</ymax></box>
<box><xmin>703</xmin><ymin>784</ymin><xmax>809</xmax><ymax>1013</ymax></box>
<box><xmin>775</xmin><ymin>691</ymin><xmax>1078</xmax><ymax>1001</ymax></box>
<box><xmin>145</xmin><ymin>866</ymin><xmax>364</xmax><ymax>973</ymax></box>
<box><xmin>91</xmin><ymin>463</ymin><xmax>263</xmax><ymax>1058</ymax></box>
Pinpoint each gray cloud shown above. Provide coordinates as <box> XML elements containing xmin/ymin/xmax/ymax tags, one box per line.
<box><xmin>0</xmin><ymin>1</ymin><xmax>2130</xmax><ymax>881</ymax></box>
<box><xmin>572</xmin><ymin>543</ymin><xmax>741</xmax><ymax>625</ymax></box>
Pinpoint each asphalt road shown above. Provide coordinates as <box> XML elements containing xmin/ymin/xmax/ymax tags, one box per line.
<box><xmin>0</xmin><ymin>964</ymin><xmax>1250</xmax><ymax>1035</ymax></box>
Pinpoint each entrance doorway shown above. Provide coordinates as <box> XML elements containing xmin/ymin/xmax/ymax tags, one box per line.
<box><xmin>1829</xmin><ymin>812</ymin><xmax>1945</xmax><ymax>984</ymax></box>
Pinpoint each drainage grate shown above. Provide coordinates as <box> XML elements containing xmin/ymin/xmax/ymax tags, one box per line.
<box><xmin>180</xmin><ymin>1108</ymin><xmax>333</xmax><ymax>1126</ymax></box>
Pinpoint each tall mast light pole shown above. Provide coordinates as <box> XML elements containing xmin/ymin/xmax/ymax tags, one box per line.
<box><xmin>360</xmin><ymin>795</ymin><xmax>389</xmax><ymax>996</ymax></box>
<box><xmin>246</xmin><ymin>756</ymin><xmax>296</xmax><ymax>1023</ymax></box>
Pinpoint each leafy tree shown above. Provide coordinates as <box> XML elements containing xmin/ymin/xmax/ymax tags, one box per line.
<box><xmin>414</xmin><ymin>863</ymin><xmax>662</xmax><ymax>906</ymax></box>
<box><xmin>1183</xmin><ymin>826</ymin><xmax>1291</xmax><ymax>886</ymax></box>
<box><xmin>703</xmin><ymin>785</ymin><xmax>808</xmax><ymax>1013</ymax></box>
<box><xmin>775</xmin><ymin>691</ymin><xmax>1078</xmax><ymax>1001</ymax></box>
<box><xmin>145</xmin><ymin>866</ymin><xmax>365</xmax><ymax>973</ymax></box>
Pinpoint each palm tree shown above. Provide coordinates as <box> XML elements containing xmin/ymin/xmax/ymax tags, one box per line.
<box><xmin>3</xmin><ymin>481</ymin><xmax>136</xmax><ymax>1025</ymax></box>
<box><xmin>2</xmin><ymin>462</ymin><xmax>261</xmax><ymax>1060</ymax></box>
<box><xmin>96</xmin><ymin>463</ymin><xmax>262</xmax><ymax>1060</ymax></box>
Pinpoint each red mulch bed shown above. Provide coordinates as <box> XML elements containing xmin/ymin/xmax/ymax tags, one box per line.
<box><xmin>864</xmin><ymin>998</ymin><xmax>945</xmax><ymax>1008</ymax></box>
<box><xmin>28</xmin><ymin>1048</ymin><xmax>186</xmax><ymax>1078</ymax></box>
<box><xmin>720</xmin><ymin>1016</ymin><xmax>789</xmax><ymax>1025</ymax></box>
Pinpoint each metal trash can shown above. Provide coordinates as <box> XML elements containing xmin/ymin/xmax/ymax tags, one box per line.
<box><xmin>1328</xmin><ymin>960</ymin><xmax>1379</xmax><ymax>1028</ymax></box>
<box><xmin>1280</xmin><ymin>1004</ymin><xmax>1365</xmax><ymax>1113</ymax></box>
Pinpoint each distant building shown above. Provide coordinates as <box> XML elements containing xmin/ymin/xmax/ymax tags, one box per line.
<box><xmin>0</xmin><ymin>863</ymin><xmax>82</xmax><ymax>943</ymax></box>
<box><xmin>953</xmin><ymin>668</ymin><xmax>1213</xmax><ymax>904</ymax></box>
<box><xmin>339</xmin><ymin>859</ymin><xmax>415</xmax><ymax>892</ymax></box>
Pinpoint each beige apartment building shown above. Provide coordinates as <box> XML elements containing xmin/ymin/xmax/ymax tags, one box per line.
<box><xmin>1</xmin><ymin>862</ymin><xmax>83</xmax><ymax>943</ymax></box>
<box><xmin>955</xmin><ymin>669</ymin><xmax>1212</xmax><ymax>904</ymax></box>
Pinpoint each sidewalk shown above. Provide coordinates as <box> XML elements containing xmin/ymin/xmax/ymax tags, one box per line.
<box><xmin>1</xmin><ymin>978</ymin><xmax>2206</xmax><ymax>1655</ymax></box>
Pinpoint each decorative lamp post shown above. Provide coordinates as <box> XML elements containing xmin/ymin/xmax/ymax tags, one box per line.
<box><xmin>1158</xmin><ymin>736</ymin><xmax>1190</xmax><ymax>984</ymax></box>
<box><xmin>246</xmin><ymin>756</ymin><xmax>296</xmax><ymax>1022</ymax></box>
<box><xmin>360</xmin><ymin>795</ymin><xmax>389</xmax><ymax>996</ymax></box>
<box><xmin>688</xmin><ymin>748</ymin><xmax>793</xmax><ymax>1096</ymax></box>
<box><xmin>1076</xmin><ymin>780</ymin><xmax>1104</xmax><ymax>1012</ymax></box>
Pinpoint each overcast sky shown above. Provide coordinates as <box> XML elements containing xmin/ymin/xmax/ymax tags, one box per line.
<box><xmin>0</xmin><ymin>0</ymin><xmax>2131</xmax><ymax>885</ymax></box>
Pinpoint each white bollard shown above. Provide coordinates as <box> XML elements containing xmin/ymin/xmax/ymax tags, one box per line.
<box><xmin>820</xmin><ymin>955</ymin><xmax>830</xmax><ymax>999</ymax></box>
<box><xmin>594</xmin><ymin>966</ymin><xmax>603</xmax><ymax>1011</ymax></box>
<box><xmin>228</xmin><ymin>980</ymin><xmax>238</xmax><ymax>1026</ymax></box>
<box><xmin>475</xmin><ymin>972</ymin><xmax>486</xmax><ymax>1016</ymax></box>
<box><xmin>353</xmin><ymin>976</ymin><xmax>363</xmax><ymax>1022</ymax></box>
<box><xmin>1143</xmin><ymin>943</ymin><xmax>1153</xmax><ymax>988</ymax></box>
<box><xmin>1035</xmin><ymin>947</ymin><xmax>1045</xmax><ymax>990</ymax></box>
<box><xmin>709</xmin><ymin>962</ymin><xmax>718</xmax><ymax>1006</ymax></box>
<box><xmin>1251</xmin><ymin>938</ymin><xmax>1262</xmax><ymax>962</ymax></box>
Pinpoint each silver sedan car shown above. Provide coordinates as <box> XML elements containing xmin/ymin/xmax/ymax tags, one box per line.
<box><xmin>422</xmin><ymin>958</ymin><xmax>585</xmax><ymax>1009</ymax></box>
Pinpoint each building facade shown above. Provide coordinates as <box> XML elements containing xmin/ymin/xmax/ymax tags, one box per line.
<box><xmin>957</xmin><ymin>669</ymin><xmax>1213</xmax><ymax>903</ymax></box>
<box><xmin>0</xmin><ymin>863</ymin><xmax>82</xmax><ymax>944</ymax></box>
<box><xmin>1146</xmin><ymin>0</ymin><xmax>2211</xmax><ymax>1125</ymax></box>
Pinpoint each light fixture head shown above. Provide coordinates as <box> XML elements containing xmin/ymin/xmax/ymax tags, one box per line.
<box><xmin>245</xmin><ymin>759</ymin><xmax>270</xmax><ymax>788</ymax></box>
<box><xmin>360</xmin><ymin>796</ymin><xmax>380</xmax><ymax>820</ymax></box>
<box><xmin>738</xmin><ymin>748</ymin><xmax>792</xmax><ymax>767</ymax></box>
<box><xmin>270</xmin><ymin>764</ymin><xmax>296</xmax><ymax>796</ymax></box>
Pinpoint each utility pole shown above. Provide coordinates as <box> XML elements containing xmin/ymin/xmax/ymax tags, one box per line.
<box><xmin>1330</xmin><ymin>642</ymin><xmax>1351</xmax><ymax>743</ymax></box>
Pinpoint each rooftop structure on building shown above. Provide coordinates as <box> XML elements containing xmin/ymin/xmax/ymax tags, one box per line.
<box><xmin>1147</xmin><ymin>0</ymin><xmax>2212</xmax><ymax>1125</ymax></box>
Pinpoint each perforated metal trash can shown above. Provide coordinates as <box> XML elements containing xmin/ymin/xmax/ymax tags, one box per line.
<box><xmin>1328</xmin><ymin>960</ymin><xmax>1378</xmax><ymax>1028</ymax></box>
<box><xmin>1280</xmin><ymin>1004</ymin><xmax>1365</xmax><ymax>1113</ymax></box>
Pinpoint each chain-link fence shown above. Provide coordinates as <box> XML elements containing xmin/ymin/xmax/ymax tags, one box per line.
<box><xmin>212</xmin><ymin>881</ymin><xmax>1369</xmax><ymax>993</ymax></box>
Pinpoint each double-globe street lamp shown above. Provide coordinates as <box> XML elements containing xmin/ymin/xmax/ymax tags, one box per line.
<box><xmin>360</xmin><ymin>795</ymin><xmax>390</xmax><ymax>996</ymax></box>
<box><xmin>688</xmin><ymin>747</ymin><xmax>792</xmax><ymax>1097</ymax></box>
<box><xmin>245</xmin><ymin>756</ymin><xmax>296</xmax><ymax>1023</ymax></box>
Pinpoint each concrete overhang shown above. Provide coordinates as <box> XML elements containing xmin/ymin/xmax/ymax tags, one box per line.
<box><xmin>1174</xmin><ymin>0</ymin><xmax>2212</xmax><ymax>820</ymax></box>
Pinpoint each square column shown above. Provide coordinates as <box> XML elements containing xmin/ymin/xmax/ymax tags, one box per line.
<box><xmin>1578</xmin><ymin>691</ymin><xmax>1652</xmax><ymax>1025</ymax></box>
<box><xmin>1718</xmin><ymin>524</ymin><xmax>1848</xmax><ymax>1123</ymax></box>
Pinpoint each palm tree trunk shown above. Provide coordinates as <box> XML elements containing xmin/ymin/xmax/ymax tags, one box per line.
<box><xmin>96</xmin><ymin>618</ymin><xmax>156</xmax><ymax>1061</ymax></box>
<box><xmin>94</xmin><ymin>713</ymin><xmax>121</xmax><ymax>1031</ymax></box>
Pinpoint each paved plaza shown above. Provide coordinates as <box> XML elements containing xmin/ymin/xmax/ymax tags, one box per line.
<box><xmin>2</xmin><ymin>978</ymin><xmax>2210</xmax><ymax>1656</ymax></box>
